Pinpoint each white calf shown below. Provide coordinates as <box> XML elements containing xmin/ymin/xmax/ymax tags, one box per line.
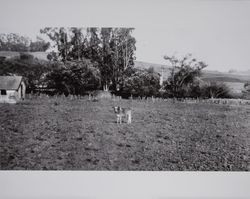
<box><xmin>113</xmin><ymin>106</ymin><xmax>132</xmax><ymax>124</ymax></box>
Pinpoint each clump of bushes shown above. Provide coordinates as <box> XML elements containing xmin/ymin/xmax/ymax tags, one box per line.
<box><xmin>200</xmin><ymin>82</ymin><xmax>231</xmax><ymax>98</ymax></box>
<box><xmin>120</xmin><ymin>68</ymin><xmax>161</xmax><ymax>98</ymax></box>
<box><xmin>163</xmin><ymin>54</ymin><xmax>207</xmax><ymax>98</ymax></box>
<box><xmin>163</xmin><ymin>80</ymin><xmax>231</xmax><ymax>99</ymax></box>
<box><xmin>45</xmin><ymin>59</ymin><xmax>101</xmax><ymax>96</ymax></box>
<box><xmin>162</xmin><ymin>54</ymin><xmax>232</xmax><ymax>99</ymax></box>
<box><xmin>0</xmin><ymin>53</ymin><xmax>50</xmax><ymax>93</ymax></box>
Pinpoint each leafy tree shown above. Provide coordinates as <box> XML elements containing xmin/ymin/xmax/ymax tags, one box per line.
<box><xmin>97</xmin><ymin>28</ymin><xmax>136</xmax><ymax>91</ymax></box>
<box><xmin>47</xmin><ymin>51</ymin><xmax>58</xmax><ymax>61</ymax></box>
<box><xmin>163</xmin><ymin>54</ymin><xmax>207</xmax><ymax>98</ymax></box>
<box><xmin>40</xmin><ymin>27</ymin><xmax>136</xmax><ymax>91</ymax></box>
<box><xmin>244</xmin><ymin>82</ymin><xmax>250</xmax><ymax>91</ymax></box>
<box><xmin>84</xmin><ymin>28</ymin><xmax>101</xmax><ymax>61</ymax></box>
<box><xmin>45</xmin><ymin>59</ymin><xmax>101</xmax><ymax>95</ymax></box>
<box><xmin>40</xmin><ymin>28</ymin><xmax>72</xmax><ymax>61</ymax></box>
<box><xmin>69</xmin><ymin>28</ymin><xmax>85</xmax><ymax>61</ymax></box>
<box><xmin>99</xmin><ymin>28</ymin><xmax>113</xmax><ymax>90</ymax></box>
<box><xmin>0</xmin><ymin>53</ymin><xmax>50</xmax><ymax>93</ymax></box>
<box><xmin>114</xmin><ymin>28</ymin><xmax>136</xmax><ymax>90</ymax></box>
<box><xmin>201</xmin><ymin>82</ymin><xmax>231</xmax><ymax>98</ymax></box>
<box><xmin>0</xmin><ymin>33</ymin><xmax>50</xmax><ymax>52</ymax></box>
<box><xmin>121</xmin><ymin>68</ymin><xmax>160</xmax><ymax>98</ymax></box>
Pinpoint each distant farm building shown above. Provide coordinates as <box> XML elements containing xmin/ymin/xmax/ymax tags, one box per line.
<box><xmin>0</xmin><ymin>76</ymin><xmax>26</xmax><ymax>103</ymax></box>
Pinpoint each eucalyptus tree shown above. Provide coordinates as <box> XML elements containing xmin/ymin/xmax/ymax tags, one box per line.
<box><xmin>40</xmin><ymin>27</ymin><xmax>136</xmax><ymax>91</ymax></box>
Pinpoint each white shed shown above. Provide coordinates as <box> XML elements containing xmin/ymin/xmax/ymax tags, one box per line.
<box><xmin>0</xmin><ymin>76</ymin><xmax>26</xmax><ymax>104</ymax></box>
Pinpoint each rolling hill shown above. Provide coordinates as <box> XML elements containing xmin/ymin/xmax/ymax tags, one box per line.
<box><xmin>134</xmin><ymin>60</ymin><xmax>250</xmax><ymax>94</ymax></box>
<box><xmin>134</xmin><ymin>60</ymin><xmax>250</xmax><ymax>83</ymax></box>
<box><xmin>135</xmin><ymin>61</ymin><xmax>250</xmax><ymax>83</ymax></box>
<box><xmin>0</xmin><ymin>51</ymin><xmax>49</xmax><ymax>60</ymax></box>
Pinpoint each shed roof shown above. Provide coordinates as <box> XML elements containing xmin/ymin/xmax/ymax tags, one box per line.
<box><xmin>0</xmin><ymin>76</ymin><xmax>23</xmax><ymax>90</ymax></box>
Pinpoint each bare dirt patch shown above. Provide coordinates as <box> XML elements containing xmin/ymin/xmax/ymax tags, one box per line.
<box><xmin>0</xmin><ymin>97</ymin><xmax>249</xmax><ymax>170</ymax></box>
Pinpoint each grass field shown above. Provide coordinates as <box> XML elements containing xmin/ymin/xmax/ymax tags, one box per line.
<box><xmin>225</xmin><ymin>82</ymin><xmax>246</xmax><ymax>94</ymax></box>
<box><xmin>0</xmin><ymin>96</ymin><xmax>250</xmax><ymax>171</ymax></box>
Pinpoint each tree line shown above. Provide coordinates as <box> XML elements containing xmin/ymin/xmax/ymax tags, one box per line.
<box><xmin>0</xmin><ymin>33</ymin><xmax>50</xmax><ymax>52</ymax></box>
<box><xmin>0</xmin><ymin>28</ymin><xmax>242</xmax><ymax>99</ymax></box>
<box><xmin>40</xmin><ymin>27</ymin><xmax>136</xmax><ymax>92</ymax></box>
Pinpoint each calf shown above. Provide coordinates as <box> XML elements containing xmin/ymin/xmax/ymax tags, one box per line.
<box><xmin>113</xmin><ymin>106</ymin><xmax>132</xmax><ymax>124</ymax></box>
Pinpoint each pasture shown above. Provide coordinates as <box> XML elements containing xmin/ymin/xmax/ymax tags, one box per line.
<box><xmin>0</xmin><ymin>96</ymin><xmax>250</xmax><ymax>170</ymax></box>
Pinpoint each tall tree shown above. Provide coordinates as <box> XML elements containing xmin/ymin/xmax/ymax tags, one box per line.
<box><xmin>0</xmin><ymin>53</ymin><xmax>50</xmax><ymax>93</ymax></box>
<box><xmin>40</xmin><ymin>28</ymin><xmax>72</xmax><ymax>62</ymax></box>
<box><xmin>163</xmin><ymin>54</ymin><xmax>207</xmax><ymax>98</ymax></box>
<box><xmin>122</xmin><ymin>68</ymin><xmax>160</xmax><ymax>98</ymax></box>
<box><xmin>40</xmin><ymin>27</ymin><xmax>136</xmax><ymax>91</ymax></box>
<box><xmin>99</xmin><ymin>28</ymin><xmax>136</xmax><ymax>91</ymax></box>
<box><xmin>100</xmin><ymin>28</ymin><xmax>113</xmax><ymax>90</ymax></box>
<box><xmin>45</xmin><ymin>59</ymin><xmax>101</xmax><ymax>95</ymax></box>
<box><xmin>69</xmin><ymin>28</ymin><xmax>85</xmax><ymax>60</ymax></box>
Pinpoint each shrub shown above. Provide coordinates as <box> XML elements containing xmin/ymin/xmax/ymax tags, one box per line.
<box><xmin>0</xmin><ymin>55</ymin><xmax>50</xmax><ymax>93</ymax></box>
<box><xmin>45</xmin><ymin>59</ymin><xmax>101</xmax><ymax>95</ymax></box>
<box><xmin>121</xmin><ymin>68</ymin><xmax>161</xmax><ymax>98</ymax></box>
<box><xmin>201</xmin><ymin>82</ymin><xmax>231</xmax><ymax>98</ymax></box>
<box><xmin>163</xmin><ymin>54</ymin><xmax>207</xmax><ymax>98</ymax></box>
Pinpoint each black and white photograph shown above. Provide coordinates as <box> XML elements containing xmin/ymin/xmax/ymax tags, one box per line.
<box><xmin>1</xmin><ymin>1</ymin><xmax>250</xmax><ymax>199</ymax></box>
<box><xmin>0</xmin><ymin>0</ymin><xmax>250</xmax><ymax>172</ymax></box>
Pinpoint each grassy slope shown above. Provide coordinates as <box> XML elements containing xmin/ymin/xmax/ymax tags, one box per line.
<box><xmin>202</xmin><ymin>70</ymin><xmax>250</xmax><ymax>83</ymax></box>
<box><xmin>134</xmin><ymin>60</ymin><xmax>250</xmax><ymax>94</ymax></box>
<box><xmin>0</xmin><ymin>97</ymin><xmax>249</xmax><ymax>170</ymax></box>
<box><xmin>134</xmin><ymin>60</ymin><xmax>250</xmax><ymax>83</ymax></box>
<box><xmin>0</xmin><ymin>51</ymin><xmax>49</xmax><ymax>60</ymax></box>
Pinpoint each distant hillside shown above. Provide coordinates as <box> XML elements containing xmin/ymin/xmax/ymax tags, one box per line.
<box><xmin>0</xmin><ymin>51</ymin><xmax>49</xmax><ymax>60</ymax></box>
<box><xmin>0</xmin><ymin>51</ymin><xmax>20</xmax><ymax>59</ymax></box>
<box><xmin>201</xmin><ymin>70</ymin><xmax>250</xmax><ymax>94</ymax></box>
<box><xmin>134</xmin><ymin>60</ymin><xmax>250</xmax><ymax>95</ymax></box>
<box><xmin>201</xmin><ymin>70</ymin><xmax>250</xmax><ymax>83</ymax></box>
<box><xmin>134</xmin><ymin>61</ymin><xmax>170</xmax><ymax>72</ymax></box>
<box><xmin>134</xmin><ymin>60</ymin><xmax>250</xmax><ymax>83</ymax></box>
<box><xmin>134</xmin><ymin>61</ymin><xmax>171</xmax><ymax>80</ymax></box>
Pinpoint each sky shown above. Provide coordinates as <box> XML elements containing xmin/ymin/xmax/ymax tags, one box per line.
<box><xmin>0</xmin><ymin>0</ymin><xmax>250</xmax><ymax>72</ymax></box>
